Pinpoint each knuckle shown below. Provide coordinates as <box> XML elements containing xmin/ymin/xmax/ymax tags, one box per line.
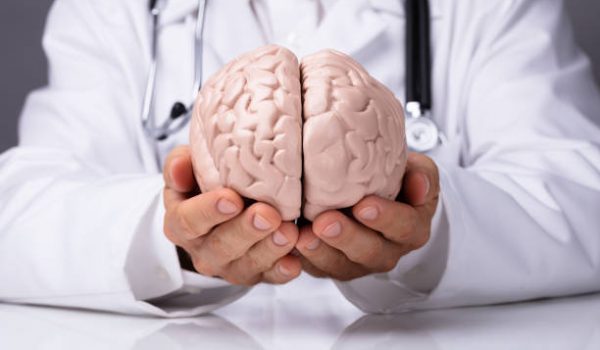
<box><xmin>207</xmin><ymin>235</ymin><xmax>236</xmax><ymax>262</ymax></box>
<box><xmin>243</xmin><ymin>255</ymin><xmax>265</xmax><ymax>274</ymax></box>
<box><xmin>300</xmin><ymin>260</ymin><xmax>327</xmax><ymax>279</ymax></box>
<box><xmin>192</xmin><ymin>258</ymin><xmax>217</xmax><ymax>277</ymax></box>
<box><xmin>197</xmin><ymin>198</ymin><xmax>216</xmax><ymax>222</ymax></box>
<box><xmin>352</xmin><ymin>241</ymin><xmax>383</xmax><ymax>266</ymax></box>
<box><xmin>255</xmin><ymin>256</ymin><xmax>273</xmax><ymax>273</ymax></box>
<box><xmin>243</xmin><ymin>275</ymin><xmax>262</xmax><ymax>286</ymax></box>
<box><xmin>409</xmin><ymin>214</ymin><xmax>419</xmax><ymax>232</ymax></box>
<box><xmin>163</xmin><ymin>223</ymin><xmax>178</xmax><ymax>244</ymax></box>
<box><xmin>163</xmin><ymin>214</ymin><xmax>176</xmax><ymax>239</ymax></box>
<box><xmin>175</xmin><ymin>204</ymin><xmax>197</xmax><ymax>238</ymax></box>
<box><xmin>223</xmin><ymin>274</ymin><xmax>242</xmax><ymax>285</ymax></box>
<box><xmin>379</xmin><ymin>257</ymin><xmax>399</xmax><ymax>273</ymax></box>
<box><xmin>413</xmin><ymin>229</ymin><xmax>431</xmax><ymax>249</ymax></box>
<box><xmin>328</xmin><ymin>257</ymin><xmax>352</xmax><ymax>280</ymax></box>
<box><xmin>225</xmin><ymin>273</ymin><xmax>259</xmax><ymax>287</ymax></box>
<box><xmin>396</xmin><ymin>214</ymin><xmax>418</xmax><ymax>241</ymax></box>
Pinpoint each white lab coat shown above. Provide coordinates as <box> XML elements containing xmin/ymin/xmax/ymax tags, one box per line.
<box><xmin>0</xmin><ymin>0</ymin><xmax>599</xmax><ymax>317</ymax></box>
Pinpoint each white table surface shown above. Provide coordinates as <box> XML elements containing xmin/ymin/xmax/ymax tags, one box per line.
<box><xmin>2</xmin><ymin>282</ymin><xmax>599</xmax><ymax>350</ymax></box>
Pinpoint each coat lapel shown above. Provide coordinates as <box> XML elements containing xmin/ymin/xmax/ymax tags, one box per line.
<box><xmin>204</xmin><ymin>0</ymin><xmax>268</xmax><ymax>63</ymax></box>
<box><xmin>305</xmin><ymin>0</ymin><xmax>389</xmax><ymax>58</ymax></box>
<box><xmin>160</xmin><ymin>0</ymin><xmax>267</xmax><ymax>63</ymax></box>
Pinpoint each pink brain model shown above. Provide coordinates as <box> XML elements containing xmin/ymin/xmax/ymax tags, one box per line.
<box><xmin>190</xmin><ymin>45</ymin><xmax>407</xmax><ymax>221</ymax></box>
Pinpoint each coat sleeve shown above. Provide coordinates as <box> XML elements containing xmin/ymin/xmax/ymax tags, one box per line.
<box><xmin>0</xmin><ymin>0</ymin><xmax>248</xmax><ymax>317</ymax></box>
<box><xmin>335</xmin><ymin>0</ymin><xmax>600</xmax><ymax>312</ymax></box>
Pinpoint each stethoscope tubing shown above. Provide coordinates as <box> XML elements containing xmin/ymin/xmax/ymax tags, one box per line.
<box><xmin>142</xmin><ymin>0</ymin><xmax>207</xmax><ymax>142</ymax></box>
<box><xmin>405</xmin><ymin>0</ymin><xmax>431</xmax><ymax>113</ymax></box>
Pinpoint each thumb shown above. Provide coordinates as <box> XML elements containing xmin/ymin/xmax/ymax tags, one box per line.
<box><xmin>163</xmin><ymin>145</ymin><xmax>197</xmax><ymax>193</ymax></box>
<box><xmin>398</xmin><ymin>152</ymin><xmax>440</xmax><ymax>207</ymax></box>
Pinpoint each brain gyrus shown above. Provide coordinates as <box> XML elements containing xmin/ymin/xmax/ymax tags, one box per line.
<box><xmin>190</xmin><ymin>45</ymin><xmax>407</xmax><ymax>221</ymax></box>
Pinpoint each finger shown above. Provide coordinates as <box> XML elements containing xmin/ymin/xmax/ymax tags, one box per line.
<box><xmin>163</xmin><ymin>145</ymin><xmax>196</xmax><ymax>193</ymax></box>
<box><xmin>352</xmin><ymin>195</ymin><xmax>428</xmax><ymax>248</ymax></box>
<box><xmin>168</xmin><ymin>188</ymin><xmax>244</xmax><ymax>241</ymax></box>
<box><xmin>225</xmin><ymin>222</ymin><xmax>299</xmax><ymax>285</ymax></box>
<box><xmin>194</xmin><ymin>202</ymin><xmax>282</xmax><ymax>273</ymax></box>
<box><xmin>400</xmin><ymin>152</ymin><xmax>440</xmax><ymax>207</ymax></box>
<box><xmin>296</xmin><ymin>225</ymin><xmax>371</xmax><ymax>281</ymax></box>
<box><xmin>262</xmin><ymin>255</ymin><xmax>302</xmax><ymax>284</ymax></box>
<box><xmin>298</xmin><ymin>257</ymin><xmax>328</xmax><ymax>279</ymax></box>
<box><xmin>163</xmin><ymin>186</ymin><xmax>187</xmax><ymax>209</ymax></box>
<box><xmin>295</xmin><ymin>227</ymin><xmax>328</xmax><ymax>278</ymax></box>
<box><xmin>310</xmin><ymin>211</ymin><xmax>402</xmax><ymax>273</ymax></box>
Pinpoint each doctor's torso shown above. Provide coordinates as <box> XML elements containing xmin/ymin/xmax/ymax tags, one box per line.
<box><xmin>76</xmin><ymin>0</ymin><xmax>520</xmax><ymax>307</ymax></box>
<box><xmin>131</xmin><ymin>0</ymin><xmax>471</xmax><ymax>168</ymax></box>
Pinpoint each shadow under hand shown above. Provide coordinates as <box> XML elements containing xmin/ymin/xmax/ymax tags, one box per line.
<box><xmin>333</xmin><ymin>293</ymin><xmax>600</xmax><ymax>350</ymax></box>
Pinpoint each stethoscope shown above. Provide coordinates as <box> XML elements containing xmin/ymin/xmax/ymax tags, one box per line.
<box><xmin>141</xmin><ymin>0</ymin><xmax>442</xmax><ymax>156</ymax></box>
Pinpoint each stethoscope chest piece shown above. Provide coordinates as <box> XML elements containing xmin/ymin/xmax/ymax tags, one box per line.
<box><xmin>406</xmin><ymin>115</ymin><xmax>440</xmax><ymax>153</ymax></box>
<box><xmin>404</xmin><ymin>0</ymin><xmax>441</xmax><ymax>153</ymax></box>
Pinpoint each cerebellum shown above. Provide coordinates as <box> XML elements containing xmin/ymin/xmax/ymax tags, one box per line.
<box><xmin>190</xmin><ymin>45</ymin><xmax>407</xmax><ymax>221</ymax></box>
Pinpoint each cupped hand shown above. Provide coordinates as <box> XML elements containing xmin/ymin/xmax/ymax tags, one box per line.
<box><xmin>162</xmin><ymin>146</ymin><xmax>302</xmax><ymax>286</ymax></box>
<box><xmin>295</xmin><ymin>152</ymin><xmax>440</xmax><ymax>281</ymax></box>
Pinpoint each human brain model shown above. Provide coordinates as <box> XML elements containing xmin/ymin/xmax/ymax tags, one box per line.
<box><xmin>190</xmin><ymin>45</ymin><xmax>407</xmax><ymax>221</ymax></box>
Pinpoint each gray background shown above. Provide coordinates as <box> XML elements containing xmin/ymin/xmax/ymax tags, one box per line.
<box><xmin>1</xmin><ymin>0</ymin><xmax>599</xmax><ymax>153</ymax></box>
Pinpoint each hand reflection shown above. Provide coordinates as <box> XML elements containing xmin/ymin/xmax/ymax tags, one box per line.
<box><xmin>0</xmin><ymin>305</ymin><xmax>262</xmax><ymax>350</ymax></box>
<box><xmin>333</xmin><ymin>294</ymin><xmax>600</xmax><ymax>349</ymax></box>
<box><xmin>133</xmin><ymin>318</ymin><xmax>262</xmax><ymax>350</ymax></box>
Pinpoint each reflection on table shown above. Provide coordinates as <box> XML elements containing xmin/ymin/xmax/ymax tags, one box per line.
<box><xmin>1</xmin><ymin>292</ymin><xmax>599</xmax><ymax>349</ymax></box>
<box><xmin>334</xmin><ymin>293</ymin><xmax>600</xmax><ymax>350</ymax></box>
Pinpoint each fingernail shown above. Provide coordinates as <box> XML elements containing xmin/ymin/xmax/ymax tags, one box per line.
<box><xmin>421</xmin><ymin>173</ymin><xmax>431</xmax><ymax>196</ymax></box>
<box><xmin>272</xmin><ymin>231</ymin><xmax>289</xmax><ymax>246</ymax></box>
<box><xmin>321</xmin><ymin>222</ymin><xmax>341</xmax><ymax>238</ymax></box>
<box><xmin>278</xmin><ymin>264</ymin><xmax>291</xmax><ymax>276</ymax></box>
<box><xmin>253</xmin><ymin>214</ymin><xmax>272</xmax><ymax>231</ymax></box>
<box><xmin>217</xmin><ymin>198</ymin><xmax>239</xmax><ymax>215</ymax></box>
<box><xmin>358</xmin><ymin>206</ymin><xmax>379</xmax><ymax>221</ymax></box>
<box><xmin>306</xmin><ymin>239</ymin><xmax>321</xmax><ymax>251</ymax></box>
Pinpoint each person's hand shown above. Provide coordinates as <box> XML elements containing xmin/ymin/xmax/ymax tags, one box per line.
<box><xmin>295</xmin><ymin>152</ymin><xmax>440</xmax><ymax>281</ymax></box>
<box><xmin>162</xmin><ymin>145</ymin><xmax>302</xmax><ymax>286</ymax></box>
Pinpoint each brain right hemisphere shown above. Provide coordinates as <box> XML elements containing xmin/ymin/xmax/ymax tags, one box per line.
<box><xmin>190</xmin><ymin>45</ymin><xmax>407</xmax><ymax>221</ymax></box>
<box><xmin>301</xmin><ymin>50</ymin><xmax>407</xmax><ymax>221</ymax></box>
